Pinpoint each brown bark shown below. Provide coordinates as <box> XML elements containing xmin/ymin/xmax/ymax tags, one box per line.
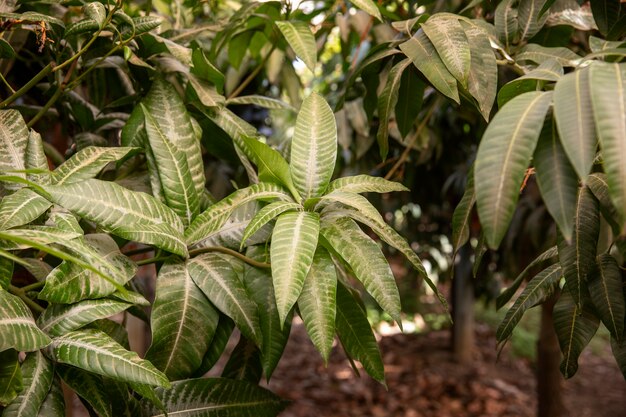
<box><xmin>537</xmin><ymin>293</ymin><xmax>564</xmax><ymax>417</ymax></box>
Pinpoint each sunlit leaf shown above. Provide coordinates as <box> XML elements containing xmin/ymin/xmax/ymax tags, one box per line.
<box><xmin>241</xmin><ymin>201</ymin><xmax>300</xmax><ymax>248</ymax></box>
<box><xmin>350</xmin><ymin>0</ymin><xmax>383</xmax><ymax>21</ymax></box>
<box><xmin>276</xmin><ymin>21</ymin><xmax>317</xmax><ymax>72</ymax></box>
<box><xmin>326</xmin><ymin>175</ymin><xmax>408</xmax><ymax>194</ymax></box>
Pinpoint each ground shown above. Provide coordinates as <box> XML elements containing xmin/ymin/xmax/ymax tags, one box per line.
<box><xmin>265</xmin><ymin>321</ymin><xmax>626</xmax><ymax>417</ymax></box>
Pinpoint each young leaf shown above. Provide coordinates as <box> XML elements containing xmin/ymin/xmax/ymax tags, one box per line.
<box><xmin>0</xmin><ymin>289</ymin><xmax>51</xmax><ymax>352</ymax></box>
<box><xmin>52</xmin><ymin>146</ymin><xmax>138</xmax><ymax>185</ymax></box>
<box><xmin>0</xmin><ymin>188</ymin><xmax>52</xmax><ymax>230</ymax></box>
<box><xmin>475</xmin><ymin>91</ymin><xmax>553</xmax><ymax>249</ymax></box>
<box><xmin>588</xmin><ymin>254</ymin><xmax>625</xmax><ymax>342</ymax></box>
<box><xmin>275</xmin><ymin>21</ymin><xmax>317</xmax><ymax>72</ymax></box>
<box><xmin>0</xmin><ymin>349</ymin><xmax>22</xmax><ymax>407</ymax></box>
<box><xmin>290</xmin><ymin>92</ymin><xmax>337</xmax><ymax>200</ymax></box>
<box><xmin>145</xmin><ymin>261</ymin><xmax>219</xmax><ymax>381</ymax></box>
<box><xmin>461</xmin><ymin>21</ymin><xmax>497</xmax><ymax>120</ymax></box>
<box><xmin>187</xmin><ymin>253</ymin><xmax>262</xmax><ymax>348</ymax></box>
<box><xmin>25</xmin><ymin>130</ymin><xmax>49</xmax><ymax>185</ymax></box>
<box><xmin>47</xmin><ymin>329</ymin><xmax>170</xmax><ymax>387</ymax></box>
<box><xmin>240</xmin><ymin>201</ymin><xmax>300</xmax><ymax>248</ymax></box>
<box><xmin>2</xmin><ymin>351</ymin><xmax>53</xmax><ymax>417</ymax></box>
<box><xmin>271</xmin><ymin>211</ymin><xmax>320</xmax><ymax>325</ymax></box>
<box><xmin>377</xmin><ymin>58</ymin><xmax>412</xmax><ymax>160</ymax></box>
<box><xmin>297</xmin><ymin>247</ymin><xmax>337</xmax><ymax>363</ymax></box>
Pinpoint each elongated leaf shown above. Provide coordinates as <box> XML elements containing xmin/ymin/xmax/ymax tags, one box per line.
<box><xmin>47</xmin><ymin>329</ymin><xmax>170</xmax><ymax>387</ymax></box>
<box><xmin>557</xmin><ymin>186</ymin><xmax>600</xmax><ymax>308</ymax></box>
<box><xmin>554</xmin><ymin>291</ymin><xmax>600</xmax><ymax>378</ymax></box>
<box><xmin>25</xmin><ymin>130</ymin><xmax>49</xmax><ymax>185</ymax></box>
<box><xmin>351</xmin><ymin>0</ymin><xmax>383</xmax><ymax>21</ymax></box>
<box><xmin>518</xmin><ymin>0</ymin><xmax>548</xmax><ymax>40</ymax></box>
<box><xmin>587</xmin><ymin>173</ymin><xmax>622</xmax><ymax>235</ymax></box>
<box><xmin>52</xmin><ymin>146</ymin><xmax>137</xmax><ymax>185</ymax></box>
<box><xmin>496</xmin><ymin>264</ymin><xmax>562</xmax><ymax>343</ymax></box>
<box><xmin>46</xmin><ymin>207</ymin><xmax>82</xmax><ymax>234</ymax></box>
<box><xmin>146</xmin><ymin>261</ymin><xmax>218</xmax><ymax>380</ymax></box>
<box><xmin>0</xmin><ymin>349</ymin><xmax>22</xmax><ymax>407</ymax></box>
<box><xmin>451</xmin><ymin>168</ymin><xmax>475</xmax><ymax>256</ymax></box>
<box><xmin>241</xmin><ymin>201</ymin><xmax>300</xmax><ymax>248</ymax></box>
<box><xmin>554</xmin><ymin>67</ymin><xmax>596</xmax><ymax>181</ymax></box>
<box><xmin>335</xmin><ymin>282</ymin><xmax>385</xmax><ymax>384</ymax></box>
<box><xmin>221</xmin><ymin>336</ymin><xmax>263</xmax><ymax>382</ymax></box>
<box><xmin>0</xmin><ymin>256</ymin><xmax>11</xmax><ymax>290</ymax></box>
<box><xmin>326</xmin><ymin>175</ymin><xmax>408</xmax><ymax>194</ymax></box>
<box><xmin>588</xmin><ymin>254</ymin><xmax>625</xmax><ymax>341</ymax></box>
<box><xmin>276</xmin><ymin>21</ymin><xmax>317</xmax><ymax>72</ymax></box>
<box><xmin>396</xmin><ymin>65</ymin><xmax>425</xmax><ymax>137</ymax></box>
<box><xmin>36</xmin><ymin>377</ymin><xmax>64</xmax><ymax>417</ymax></box>
<box><xmin>534</xmin><ymin>116</ymin><xmax>578</xmax><ymax>242</ymax></box>
<box><xmin>2</xmin><ymin>351</ymin><xmax>53</xmax><ymax>417</ymax></box>
<box><xmin>140</xmin><ymin>378</ymin><xmax>287</xmax><ymax>417</ymax></box>
<box><xmin>495</xmin><ymin>0</ymin><xmax>519</xmax><ymax>48</ymax></box>
<box><xmin>0</xmin><ymin>289</ymin><xmax>51</xmax><ymax>352</ymax></box>
<box><xmin>187</xmin><ymin>74</ymin><xmax>225</xmax><ymax>108</ymax></box>
<box><xmin>0</xmin><ymin>188</ymin><xmax>52</xmax><ymax>230</ymax></box>
<box><xmin>461</xmin><ymin>21</ymin><xmax>497</xmax><ymax>120</ymax></box>
<box><xmin>57</xmin><ymin>366</ymin><xmax>113</xmax><ymax>417</ymax></box>
<box><xmin>0</xmin><ymin>110</ymin><xmax>28</xmax><ymax>190</ymax></box>
<box><xmin>227</xmin><ymin>96</ymin><xmax>296</xmax><ymax>112</ymax></box>
<box><xmin>421</xmin><ymin>15</ymin><xmax>471</xmax><ymax>88</ymax></box>
<box><xmin>290</xmin><ymin>93</ymin><xmax>337</xmax><ymax>200</ymax></box>
<box><xmin>193</xmin><ymin>316</ymin><xmax>235</xmax><ymax>377</ymax></box>
<box><xmin>475</xmin><ymin>91</ymin><xmax>553</xmax><ymax>249</ymax></box>
<box><xmin>37</xmin><ymin>299</ymin><xmax>131</xmax><ymax>337</ymax></box>
<box><xmin>187</xmin><ymin>253</ymin><xmax>262</xmax><ymax>347</ymax></box>
<box><xmin>399</xmin><ymin>29</ymin><xmax>459</xmax><ymax>103</ymax></box>
<box><xmin>37</xmin><ymin>179</ymin><xmax>187</xmax><ymax>257</ymax></box>
<box><xmin>186</xmin><ymin>183</ymin><xmax>290</xmax><ymax>246</ymax></box>
<box><xmin>321</xmin><ymin>217</ymin><xmax>401</xmax><ymax>325</ymax></box>
<box><xmin>377</xmin><ymin>58</ymin><xmax>412</xmax><ymax>160</ymax></box>
<box><xmin>497</xmin><ymin>246</ymin><xmax>558</xmax><ymax>309</ymax></box>
<box><xmin>297</xmin><ymin>247</ymin><xmax>337</xmax><ymax>363</ymax></box>
<box><xmin>589</xmin><ymin>63</ymin><xmax>626</xmax><ymax>230</ymax></box>
<box><xmin>516</xmin><ymin>44</ymin><xmax>582</xmax><ymax>67</ymax></box>
<box><xmin>271</xmin><ymin>211</ymin><xmax>320</xmax><ymax>324</ymax></box>
<box><xmin>498</xmin><ymin>58</ymin><xmax>563</xmax><ymax>106</ymax></box>
<box><xmin>590</xmin><ymin>0</ymin><xmax>626</xmax><ymax>40</ymax></box>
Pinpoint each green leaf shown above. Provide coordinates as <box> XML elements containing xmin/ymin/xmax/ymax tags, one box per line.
<box><xmin>192</xmin><ymin>47</ymin><xmax>225</xmax><ymax>92</ymax></box>
<box><xmin>0</xmin><ymin>110</ymin><xmax>29</xmax><ymax>191</ymax></box>
<box><xmin>145</xmin><ymin>261</ymin><xmax>219</xmax><ymax>381</ymax></box>
<box><xmin>37</xmin><ymin>298</ymin><xmax>131</xmax><ymax>337</ymax></box>
<box><xmin>451</xmin><ymin>168</ymin><xmax>475</xmax><ymax>257</ymax></box>
<box><xmin>589</xmin><ymin>63</ymin><xmax>626</xmax><ymax>230</ymax></box>
<box><xmin>271</xmin><ymin>211</ymin><xmax>320</xmax><ymax>325</ymax></box>
<box><xmin>554</xmin><ymin>67</ymin><xmax>596</xmax><ymax>181</ymax></box>
<box><xmin>461</xmin><ymin>21</ymin><xmax>497</xmax><ymax>120</ymax></box>
<box><xmin>553</xmin><ymin>291</ymin><xmax>600</xmax><ymax>378</ymax></box>
<box><xmin>421</xmin><ymin>15</ymin><xmax>471</xmax><ymax>88</ymax></box>
<box><xmin>557</xmin><ymin>186</ymin><xmax>600</xmax><ymax>308</ymax></box>
<box><xmin>46</xmin><ymin>207</ymin><xmax>82</xmax><ymax>234</ymax></box>
<box><xmin>57</xmin><ymin>366</ymin><xmax>113</xmax><ymax>417</ymax></box>
<box><xmin>534</xmin><ymin>116</ymin><xmax>578</xmax><ymax>242</ymax></box>
<box><xmin>0</xmin><ymin>188</ymin><xmax>52</xmax><ymax>230</ymax></box>
<box><xmin>187</xmin><ymin>253</ymin><xmax>262</xmax><ymax>347</ymax></box>
<box><xmin>587</xmin><ymin>173</ymin><xmax>623</xmax><ymax>235</ymax></box>
<box><xmin>0</xmin><ymin>289</ymin><xmax>51</xmax><ymax>352</ymax></box>
<box><xmin>37</xmin><ymin>179</ymin><xmax>187</xmax><ymax>257</ymax></box>
<box><xmin>399</xmin><ymin>29</ymin><xmax>459</xmax><ymax>103</ymax></box>
<box><xmin>588</xmin><ymin>254</ymin><xmax>625</xmax><ymax>342</ymax></box>
<box><xmin>193</xmin><ymin>315</ymin><xmax>235</xmax><ymax>377</ymax></box>
<box><xmin>377</xmin><ymin>58</ymin><xmax>412</xmax><ymax>160</ymax></box>
<box><xmin>395</xmin><ymin>65</ymin><xmax>425</xmax><ymax>137</ymax></box>
<box><xmin>475</xmin><ymin>91</ymin><xmax>553</xmax><ymax>249</ymax></box>
<box><xmin>290</xmin><ymin>92</ymin><xmax>337</xmax><ymax>200</ymax></box>
<box><xmin>297</xmin><ymin>247</ymin><xmax>337</xmax><ymax>363</ymax></box>
<box><xmin>25</xmin><ymin>130</ymin><xmax>49</xmax><ymax>185</ymax></box>
<box><xmin>335</xmin><ymin>282</ymin><xmax>385</xmax><ymax>384</ymax></box>
<box><xmin>221</xmin><ymin>336</ymin><xmax>263</xmax><ymax>382</ymax></box>
<box><xmin>0</xmin><ymin>38</ymin><xmax>15</xmax><ymax>59</ymax></box>
<box><xmin>47</xmin><ymin>328</ymin><xmax>170</xmax><ymax>387</ymax></box>
<box><xmin>121</xmin><ymin>105</ymin><xmax>147</xmax><ymax>148</ymax></box>
<box><xmin>140</xmin><ymin>378</ymin><xmax>287</xmax><ymax>417</ymax></box>
<box><xmin>241</xmin><ymin>201</ymin><xmax>300</xmax><ymax>248</ymax></box>
<box><xmin>321</xmin><ymin>217</ymin><xmax>401</xmax><ymax>325</ymax></box>
<box><xmin>590</xmin><ymin>0</ymin><xmax>626</xmax><ymax>40</ymax></box>
<box><xmin>495</xmin><ymin>0</ymin><xmax>519</xmax><ymax>49</ymax></box>
<box><xmin>496</xmin><ymin>264</ymin><xmax>562</xmax><ymax>343</ymax></box>
<box><xmin>350</xmin><ymin>0</ymin><xmax>383</xmax><ymax>21</ymax></box>
<box><xmin>133</xmin><ymin>16</ymin><xmax>163</xmax><ymax>35</ymax></box>
<box><xmin>275</xmin><ymin>21</ymin><xmax>317</xmax><ymax>72</ymax></box>
<box><xmin>240</xmin><ymin>136</ymin><xmax>300</xmax><ymax>200</ymax></box>
<box><xmin>187</xmin><ymin>74</ymin><xmax>226</xmax><ymax>108</ymax></box>
<box><xmin>83</xmin><ymin>1</ymin><xmax>106</xmax><ymax>28</ymax></box>
<box><xmin>226</xmin><ymin>96</ymin><xmax>296</xmax><ymax>112</ymax></box>
<box><xmin>52</xmin><ymin>146</ymin><xmax>137</xmax><ymax>185</ymax></box>
<box><xmin>0</xmin><ymin>255</ymin><xmax>11</xmax><ymax>290</ymax></box>
<box><xmin>2</xmin><ymin>351</ymin><xmax>53</xmax><ymax>417</ymax></box>
<box><xmin>36</xmin><ymin>377</ymin><xmax>64</xmax><ymax>417</ymax></box>
<box><xmin>517</xmin><ymin>0</ymin><xmax>549</xmax><ymax>40</ymax></box>
<box><xmin>64</xmin><ymin>19</ymin><xmax>99</xmax><ymax>37</ymax></box>
<box><xmin>38</xmin><ymin>234</ymin><xmax>137</xmax><ymax>304</ymax></box>
<box><xmin>497</xmin><ymin>58</ymin><xmax>563</xmax><ymax>107</ymax></box>
<box><xmin>516</xmin><ymin>44</ymin><xmax>582</xmax><ymax>67</ymax></box>
<box><xmin>186</xmin><ymin>183</ymin><xmax>290</xmax><ymax>246</ymax></box>
<box><xmin>0</xmin><ymin>349</ymin><xmax>22</xmax><ymax>407</ymax></box>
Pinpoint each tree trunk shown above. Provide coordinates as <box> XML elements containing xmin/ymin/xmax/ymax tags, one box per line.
<box><xmin>452</xmin><ymin>244</ymin><xmax>474</xmax><ymax>364</ymax></box>
<box><xmin>537</xmin><ymin>293</ymin><xmax>564</xmax><ymax>417</ymax></box>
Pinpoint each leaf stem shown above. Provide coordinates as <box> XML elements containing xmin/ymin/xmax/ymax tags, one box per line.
<box><xmin>228</xmin><ymin>45</ymin><xmax>277</xmax><ymax>100</ymax></box>
<box><xmin>20</xmin><ymin>281</ymin><xmax>46</xmax><ymax>292</ymax></box>
<box><xmin>0</xmin><ymin>70</ymin><xmax>16</xmax><ymax>94</ymax></box>
<box><xmin>136</xmin><ymin>256</ymin><xmax>171</xmax><ymax>266</ymax></box>
<box><xmin>189</xmin><ymin>246</ymin><xmax>271</xmax><ymax>269</ymax></box>
<box><xmin>0</xmin><ymin>62</ymin><xmax>53</xmax><ymax>109</ymax></box>
<box><xmin>8</xmin><ymin>285</ymin><xmax>45</xmax><ymax>314</ymax></box>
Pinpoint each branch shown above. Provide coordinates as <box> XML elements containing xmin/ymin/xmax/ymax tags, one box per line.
<box><xmin>188</xmin><ymin>246</ymin><xmax>271</xmax><ymax>269</ymax></box>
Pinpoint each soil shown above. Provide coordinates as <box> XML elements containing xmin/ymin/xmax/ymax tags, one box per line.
<box><xmin>264</xmin><ymin>322</ymin><xmax>626</xmax><ymax>417</ymax></box>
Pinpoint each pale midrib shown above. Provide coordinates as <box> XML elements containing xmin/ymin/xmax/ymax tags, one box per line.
<box><xmin>563</xmin><ymin>304</ymin><xmax>579</xmax><ymax>373</ymax></box>
<box><xmin>615</xmin><ymin>66</ymin><xmax>626</xmax><ymax>210</ymax></box>
<box><xmin>16</xmin><ymin>354</ymin><xmax>46</xmax><ymax>416</ymax></box>
<box><xmin>520</xmin><ymin>0</ymin><xmax>536</xmax><ymax>40</ymax></box>
<box><xmin>599</xmin><ymin>268</ymin><xmax>618</xmax><ymax>334</ymax></box>
<box><xmin>0</xmin><ymin>317</ymin><xmax>36</xmax><ymax>326</ymax></box>
<box><xmin>412</xmin><ymin>35</ymin><xmax>455</xmax><ymax>95</ymax></box>
<box><xmin>428</xmin><ymin>20</ymin><xmax>465</xmax><ymax>79</ymax></box>
<box><xmin>164</xmin><ymin>272</ymin><xmax>191</xmax><ymax>373</ymax></box>
<box><xmin>40</xmin><ymin>302</ymin><xmax>121</xmax><ymax>332</ymax></box>
<box><xmin>574</xmin><ymin>190</ymin><xmax>583</xmax><ymax>304</ymax></box>
<box><xmin>278</xmin><ymin>214</ymin><xmax>305</xmax><ymax>306</ymax></box>
<box><xmin>0</xmin><ymin>194</ymin><xmax>43</xmax><ymax>229</ymax></box>
<box><xmin>55</xmin><ymin>150</ymin><xmax>118</xmax><ymax>185</ymax></box>
<box><xmin>574</xmin><ymin>71</ymin><xmax>587</xmax><ymax>170</ymax></box>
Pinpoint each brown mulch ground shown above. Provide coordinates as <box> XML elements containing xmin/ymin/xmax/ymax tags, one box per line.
<box><xmin>265</xmin><ymin>322</ymin><xmax>626</xmax><ymax>417</ymax></box>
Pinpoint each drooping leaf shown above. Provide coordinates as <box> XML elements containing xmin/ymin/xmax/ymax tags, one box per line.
<box><xmin>187</xmin><ymin>253</ymin><xmax>262</xmax><ymax>347</ymax></box>
<box><xmin>145</xmin><ymin>261</ymin><xmax>219</xmax><ymax>381</ymax></box>
<box><xmin>46</xmin><ymin>329</ymin><xmax>170</xmax><ymax>387</ymax></box>
<box><xmin>36</xmin><ymin>377</ymin><xmax>64</xmax><ymax>417</ymax></box>
<box><xmin>399</xmin><ymin>29</ymin><xmax>460</xmax><ymax>103</ymax></box>
<box><xmin>326</xmin><ymin>175</ymin><xmax>408</xmax><ymax>194</ymax></box>
<box><xmin>271</xmin><ymin>211</ymin><xmax>320</xmax><ymax>325</ymax></box>
<box><xmin>290</xmin><ymin>92</ymin><xmax>337</xmax><ymax>200</ymax></box>
<box><xmin>497</xmin><ymin>58</ymin><xmax>563</xmax><ymax>106</ymax></box>
<box><xmin>451</xmin><ymin>167</ymin><xmax>475</xmax><ymax>257</ymax></box>
<box><xmin>461</xmin><ymin>21</ymin><xmax>497</xmax><ymax>120</ymax></box>
<box><xmin>0</xmin><ymin>349</ymin><xmax>22</xmax><ymax>407</ymax></box>
<box><xmin>557</xmin><ymin>186</ymin><xmax>600</xmax><ymax>308</ymax></box>
<box><xmin>140</xmin><ymin>378</ymin><xmax>287</xmax><ymax>417</ymax></box>
<box><xmin>2</xmin><ymin>351</ymin><xmax>53</xmax><ymax>417</ymax></box>
<box><xmin>474</xmin><ymin>91</ymin><xmax>553</xmax><ymax>249</ymax></box>
<box><xmin>350</xmin><ymin>0</ymin><xmax>383</xmax><ymax>21</ymax></box>
<box><xmin>534</xmin><ymin>116</ymin><xmax>578</xmax><ymax>242</ymax></box>
<box><xmin>517</xmin><ymin>0</ymin><xmax>549</xmax><ymax>40</ymax></box>
<box><xmin>377</xmin><ymin>58</ymin><xmax>412</xmax><ymax>160</ymax></box>
<box><xmin>553</xmin><ymin>291</ymin><xmax>600</xmax><ymax>378</ymax></box>
<box><xmin>240</xmin><ymin>201</ymin><xmax>300</xmax><ymax>248</ymax></box>
<box><xmin>52</xmin><ymin>146</ymin><xmax>138</xmax><ymax>185</ymax></box>
<box><xmin>57</xmin><ymin>366</ymin><xmax>113</xmax><ymax>417</ymax></box>
<box><xmin>586</xmin><ymin>173</ymin><xmax>623</xmax><ymax>235</ymax></box>
<box><xmin>275</xmin><ymin>21</ymin><xmax>317</xmax><ymax>72</ymax></box>
<box><xmin>297</xmin><ymin>247</ymin><xmax>337</xmax><ymax>363</ymax></box>
<box><xmin>221</xmin><ymin>336</ymin><xmax>263</xmax><ymax>383</ymax></box>
<box><xmin>335</xmin><ymin>282</ymin><xmax>385</xmax><ymax>384</ymax></box>
<box><xmin>193</xmin><ymin>316</ymin><xmax>235</xmax><ymax>377</ymax></box>
<box><xmin>0</xmin><ymin>289</ymin><xmax>51</xmax><ymax>352</ymax></box>
<box><xmin>496</xmin><ymin>264</ymin><xmax>562</xmax><ymax>343</ymax></box>
<box><xmin>589</xmin><ymin>62</ymin><xmax>626</xmax><ymax>231</ymax></box>
<box><xmin>0</xmin><ymin>110</ymin><xmax>28</xmax><ymax>190</ymax></box>
<box><xmin>495</xmin><ymin>0</ymin><xmax>519</xmax><ymax>48</ymax></box>
<box><xmin>395</xmin><ymin>65</ymin><xmax>426</xmax><ymax>137</ymax></box>
<box><xmin>588</xmin><ymin>254</ymin><xmax>625</xmax><ymax>342</ymax></box>
<box><xmin>554</xmin><ymin>66</ymin><xmax>596</xmax><ymax>181</ymax></box>
<box><xmin>0</xmin><ymin>188</ymin><xmax>52</xmax><ymax>230</ymax></box>
<box><xmin>37</xmin><ymin>179</ymin><xmax>187</xmax><ymax>257</ymax></box>
<box><xmin>516</xmin><ymin>44</ymin><xmax>582</xmax><ymax>67</ymax></box>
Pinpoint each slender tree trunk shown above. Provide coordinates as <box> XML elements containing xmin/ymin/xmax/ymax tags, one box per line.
<box><xmin>452</xmin><ymin>244</ymin><xmax>474</xmax><ymax>364</ymax></box>
<box><xmin>537</xmin><ymin>292</ymin><xmax>564</xmax><ymax>417</ymax></box>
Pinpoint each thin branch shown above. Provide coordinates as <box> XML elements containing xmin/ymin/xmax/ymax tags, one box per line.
<box><xmin>0</xmin><ymin>62</ymin><xmax>53</xmax><ymax>109</ymax></box>
<box><xmin>20</xmin><ymin>281</ymin><xmax>45</xmax><ymax>292</ymax></box>
<box><xmin>188</xmin><ymin>246</ymin><xmax>271</xmax><ymax>269</ymax></box>
<box><xmin>228</xmin><ymin>45</ymin><xmax>277</xmax><ymax>100</ymax></box>
<box><xmin>8</xmin><ymin>285</ymin><xmax>45</xmax><ymax>314</ymax></box>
